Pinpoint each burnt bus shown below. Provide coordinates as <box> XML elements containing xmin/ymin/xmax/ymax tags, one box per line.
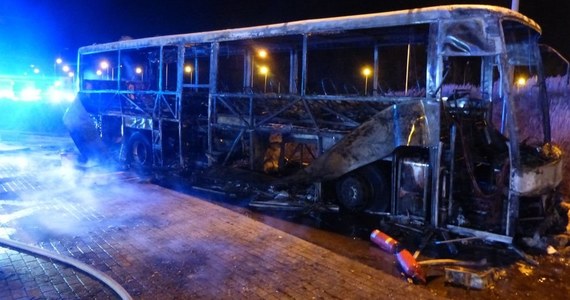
<box><xmin>65</xmin><ymin>5</ymin><xmax>563</xmax><ymax>244</ymax></box>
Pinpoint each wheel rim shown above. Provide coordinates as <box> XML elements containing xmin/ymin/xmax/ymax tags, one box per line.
<box><xmin>337</xmin><ymin>175</ymin><xmax>369</xmax><ymax>212</ymax></box>
<box><xmin>132</xmin><ymin>140</ymin><xmax>149</xmax><ymax>165</ymax></box>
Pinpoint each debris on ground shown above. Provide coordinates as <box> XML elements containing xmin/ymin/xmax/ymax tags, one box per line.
<box><xmin>547</xmin><ymin>245</ymin><xmax>558</xmax><ymax>255</ymax></box>
<box><xmin>444</xmin><ymin>267</ymin><xmax>498</xmax><ymax>289</ymax></box>
<box><xmin>370</xmin><ymin>229</ymin><xmax>426</xmax><ymax>284</ymax></box>
<box><xmin>516</xmin><ymin>262</ymin><xmax>535</xmax><ymax>276</ymax></box>
<box><xmin>522</xmin><ymin>234</ymin><xmax>548</xmax><ymax>250</ymax></box>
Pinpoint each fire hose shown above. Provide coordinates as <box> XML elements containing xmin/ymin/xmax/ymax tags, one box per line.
<box><xmin>0</xmin><ymin>237</ymin><xmax>133</xmax><ymax>300</ymax></box>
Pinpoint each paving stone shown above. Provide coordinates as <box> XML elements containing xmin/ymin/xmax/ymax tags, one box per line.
<box><xmin>0</xmin><ymin>138</ymin><xmax>443</xmax><ymax>299</ymax></box>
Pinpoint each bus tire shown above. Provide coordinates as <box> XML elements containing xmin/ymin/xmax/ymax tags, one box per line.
<box><xmin>126</xmin><ymin>132</ymin><xmax>152</xmax><ymax>171</ymax></box>
<box><xmin>335</xmin><ymin>164</ymin><xmax>389</xmax><ymax>213</ymax></box>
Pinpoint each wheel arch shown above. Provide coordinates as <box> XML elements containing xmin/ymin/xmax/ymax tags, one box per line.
<box><xmin>332</xmin><ymin>160</ymin><xmax>392</xmax><ymax>214</ymax></box>
<box><xmin>124</xmin><ymin>129</ymin><xmax>153</xmax><ymax>171</ymax></box>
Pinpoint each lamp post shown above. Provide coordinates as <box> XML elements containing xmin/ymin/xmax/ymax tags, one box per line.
<box><xmin>511</xmin><ymin>0</ymin><xmax>519</xmax><ymax>11</ymax></box>
<box><xmin>259</xmin><ymin>66</ymin><xmax>269</xmax><ymax>93</ymax></box>
<box><xmin>68</xmin><ymin>71</ymin><xmax>75</xmax><ymax>84</ymax></box>
<box><xmin>251</xmin><ymin>49</ymin><xmax>267</xmax><ymax>89</ymax></box>
<box><xmin>100</xmin><ymin>61</ymin><xmax>110</xmax><ymax>79</ymax></box>
<box><xmin>135</xmin><ymin>67</ymin><xmax>143</xmax><ymax>81</ymax></box>
<box><xmin>54</xmin><ymin>58</ymin><xmax>63</xmax><ymax>76</ymax></box>
<box><xmin>362</xmin><ymin>67</ymin><xmax>372</xmax><ymax>95</ymax></box>
<box><xmin>185</xmin><ymin>65</ymin><xmax>193</xmax><ymax>83</ymax></box>
<box><xmin>516</xmin><ymin>76</ymin><xmax>526</xmax><ymax>94</ymax></box>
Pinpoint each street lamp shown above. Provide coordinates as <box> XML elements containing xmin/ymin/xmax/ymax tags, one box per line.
<box><xmin>259</xmin><ymin>66</ymin><xmax>269</xmax><ymax>93</ymax></box>
<box><xmin>135</xmin><ymin>67</ymin><xmax>143</xmax><ymax>81</ymax></box>
<box><xmin>62</xmin><ymin>65</ymin><xmax>70</xmax><ymax>73</ymax></box>
<box><xmin>516</xmin><ymin>76</ymin><xmax>526</xmax><ymax>94</ymax></box>
<box><xmin>362</xmin><ymin>67</ymin><xmax>372</xmax><ymax>95</ymax></box>
<box><xmin>100</xmin><ymin>61</ymin><xmax>110</xmax><ymax>79</ymax></box>
<box><xmin>184</xmin><ymin>65</ymin><xmax>193</xmax><ymax>83</ymax></box>
<box><xmin>251</xmin><ymin>49</ymin><xmax>267</xmax><ymax>88</ymax></box>
<box><xmin>54</xmin><ymin>58</ymin><xmax>63</xmax><ymax>75</ymax></box>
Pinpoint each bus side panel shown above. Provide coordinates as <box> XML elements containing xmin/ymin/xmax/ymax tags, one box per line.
<box><xmin>285</xmin><ymin>100</ymin><xmax>439</xmax><ymax>184</ymax></box>
<box><xmin>63</xmin><ymin>93</ymin><xmax>108</xmax><ymax>163</ymax></box>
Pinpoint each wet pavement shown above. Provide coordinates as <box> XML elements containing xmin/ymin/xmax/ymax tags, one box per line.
<box><xmin>0</xmin><ymin>132</ymin><xmax>442</xmax><ymax>299</ymax></box>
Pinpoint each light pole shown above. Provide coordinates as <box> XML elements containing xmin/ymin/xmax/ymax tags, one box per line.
<box><xmin>251</xmin><ymin>49</ymin><xmax>267</xmax><ymax>89</ymax></box>
<box><xmin>362</xmin><ymin>67</ymin><xmax>371</xmax><ymax>95</ymax></box>
<box><xmin>100</xmin><ymin>61</ymin><xmax>110</xmax><ymax>79</ymax></box>
<box><xmin>54</xmin><ymin>58</ymin><xmax>63</xmax><ymax>76</ymax></box>
<box><xmin>68</xmin><ymin>71</ymin><xmax>75</xmax><ymax>84</ymax></box>
<box><xmin>135</xmin><ymin>67</ymin><xmax>143</xmax><ymax>81</ymax></box>
<box><xmin>185</xmin><ymin>65</ymin><xmax>193</xmax><ymax>83</ymax></box>
<box><xmin>511</xmin><ymin>0</ymin><xmax>519</xmax><ymax>11</ymax></box>
<box><xmin>516</xmin><ymin>76</ymin><xmax>526</xmax><ymax>94</ymax></box>
<box><xmin>259</xmin><ymin>66</ymin><xmax>269</xmax><ymax>93</ymax></box>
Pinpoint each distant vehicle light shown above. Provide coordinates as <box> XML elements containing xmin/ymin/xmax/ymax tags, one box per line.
<box><xmin>0</xmin><ymin>74</ymin><xmax>75</xmax><ymax>104</ymax></box>
<box><xmin>19</xmin><ymin>87</ymin><xmax>42</xmax><ymax>101</ymax></box>
<box><xmin>0</xmin><ymin>87</ymin><xmax>15</xmax><ymax>99</ymax></box>
<box><xmin>47</xmin><ymin>87</ymin><xmax>76</xmax><ymax>103</ymax></box>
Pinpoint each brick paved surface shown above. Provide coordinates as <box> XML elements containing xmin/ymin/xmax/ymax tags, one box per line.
<box><xmin>0</xmin><ymin>134</ymin><xmax>442</xmax><ymax>299</ymax></box>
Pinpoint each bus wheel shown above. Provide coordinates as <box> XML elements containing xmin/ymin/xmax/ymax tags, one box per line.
<box><xmin>335</xmin><ymin>165</ymin><xmax>389</xmax><ymax>213</ymax></box>
<box><xmin>126</xmin><ymin>132</ymin><xmax>152</xmax><ymax>171</ymax></box>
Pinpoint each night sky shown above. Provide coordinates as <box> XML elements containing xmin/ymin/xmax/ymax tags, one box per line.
<box><xmin>0</xmin><ymin>0</ymin><xmax>569</xmax><ymax>73</ymax></box>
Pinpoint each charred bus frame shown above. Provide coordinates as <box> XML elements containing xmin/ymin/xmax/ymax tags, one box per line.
<box><xmin>68</xmin><ymin>5</ymin><xmax>563</xmax><ymax>245</ymax></box>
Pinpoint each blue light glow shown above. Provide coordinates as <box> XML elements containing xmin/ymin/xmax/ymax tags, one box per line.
<box><xmin>19</xmin><ymin>86</ymin><xmax>42</xmax><ymax>101</ymax></box>
<box><xmin>46</xmin><ymin>86</ymin><xmax>76</xmax><ymax>104</ymax></box>
<box><xmin>0</xmin><ymin>74</ymin><xmax>75</xmax><ymax>104</ymax></box>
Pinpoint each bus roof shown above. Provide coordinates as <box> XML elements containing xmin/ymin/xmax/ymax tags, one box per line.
<box><xmin>79</xmin><ymin>5</ymin><xmax>540</xmax><ymax>54</ymax></box>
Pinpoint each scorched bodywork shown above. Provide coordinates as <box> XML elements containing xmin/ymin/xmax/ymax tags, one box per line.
<box><xmin>64</xmin><ymin>5</ymin><xmax>565</xmax><ymax>246</ymax></box>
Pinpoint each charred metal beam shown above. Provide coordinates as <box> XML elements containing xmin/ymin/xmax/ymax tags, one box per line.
<box><xmin>446</xmin><ymin>225</ymin><xmax>513</xmax><ymax>244</ymax></box>
<box><xmin>222</xmin><ymin>130</ymin><xmax>245</xmax><ymax>166</ymax></box>
<box><xmin>217</xmin><ymin>96</ymin><xmax>251</xmax><ymax>127</ymax></box>
<box><xmin>207</xmin><ymin>42</ymin><xmax>220</xmax><ymax>161</ymax></box>
<box><xmin>319</xmin><ymin>104</ymin><xmax>359</xmax><ymax>127</ymax></box>
<box><xmin>79</xmin><ymin>6</ymin><xmax>539</xmax><ymax>56</ymax></box>
<box><xmin>256</xmin><ymin>97</ymin><xmax>302</xmax><ymax>127</ymax></box>
<box><xmin>301</xmin><ymin>98</ymin><xmax>319</xmax><ymax>131</ymax></box>
<box><xmin>283</xmin><ymin>100</ymin><xmax>438</xmax><ymax>183</ymax></box>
